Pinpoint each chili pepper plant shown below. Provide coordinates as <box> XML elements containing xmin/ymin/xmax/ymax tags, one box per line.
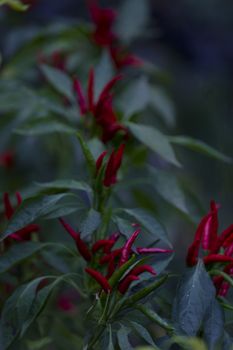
<box><xmin>0</xmin><ymin>1</ymin><xmax>233</xmax><ymax>349</ymax></box>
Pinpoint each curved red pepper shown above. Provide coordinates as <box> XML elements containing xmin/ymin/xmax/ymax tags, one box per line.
<box><xmin>118</xmin><ymin>275</ymin><xmax>139</xmax><ymax>294</ymax></box>
<box><xmin>59</xmin><ymin>218</ymin><xmax>92</xmax><ymax>261</ymax></box>
<box><xmin>119</xmin><ymin>229</ymin><xmax>140</xmax><ymax>266</ymax></box>
<box><xmin>85</xmin><ymin>267</ymin><xmax>112</xmax><ymax>293</ymax></box>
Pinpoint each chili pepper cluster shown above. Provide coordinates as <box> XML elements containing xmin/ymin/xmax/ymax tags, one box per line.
<box><xmin>73</xmin><ymin>69</ymin><xmax>128</xmax><ymax>143</ymax></box>
<box><xmin>88</xmin><ymin>0</ymin><xmax>142</xmax><ymax>69</ymax></box>
<box><xmin>186</xmin><ymin>200</ymin><xmax>233</xmax><ymax>296</ymax></box>
<box><xmin>60</xmin><ymin>217</ymin><xmax>172</xmax><ymax>295</ymax></box>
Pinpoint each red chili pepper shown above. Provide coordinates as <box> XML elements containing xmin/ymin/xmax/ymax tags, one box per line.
<box><xmin>222</xmin><ymin>234</ymin><xmax>233</xmax><ymax>249</ymax></box>
<box><xmin>202</xmin><ymin>215</ymin><xmax>214</xmax><ymax>250</ymax></box>
<box><xmin>95</xmin><ymin>151</ymin><xmax>107</xmax><ymax>173</ymax></box>
<box><xmin>88</xmin><ymin>0</ymin><xmax>117</xmax><ymax>47</ymax></box>
<box><xmin>203</xmin><ymin>254</ymin><xmax>233</xmax><ymax>265</ymax></box>
<box><xmin>109</xmin><ymin>46</ymin><xmax>143</xmax><ymax>70</ymax></box>
<box><xmin>225</xmin><ymin>244</ymin><xmax>233</xmax><ymax>257</ymax></box>
<box><xmin>15</xmin><ymin>192</ymin><xmax>22</xmax><ymax>206</ymax></box>
<box><xmin>224</xmin><ymin>263</ymin><xmax>233</xmax><ymax>276</ymax></box>
<box><xmin>118</xmin><ymin>275</ymin><xmax>139</xmax><ymax>294</ymax></box>
<box><xmin>0</xmin><ymin>151</ymin><xmax>14</xmax><ymax>168</ymax></box>
<box><xmin>218</xmin><ymin>281</ymin><xmax>230</xmax><ymax>297</ymax></box>
<box><xmin>98</xmin><ymin>75</ymin><xmax>122</xmax><ymax>104</ymax></box>
<box><xmin>213</xmin><ymin>275</ymin><xmax>224</xmax><ymax>295</ymax></box>
<box><xmin>73</xmin><ymin>78</ymin><xmax>88</xmax><ymax>115</ymax></box>
<box><xmin>201</xmin><ymin>201</ymin><xmax>219</xmax><ymax>251</ymax></box>
<box><xmin>59</xmin><ymin>218</ymin><xmax>92</xmax><ymax>261</ymax></box>
<box><xmin>99</xmin><ymin>248</ymin><xmax>123</xmax><ymax>264</ymax></box>
<box><xmin>103</xmin><ymin>144</ymin><xmax>125</xmax><ymax>187</ymax></box>
<box><xmin>10</xmin><ymin>224</ymin><xmax>40</xmax><ymax>241</ymax></box>
<box><xmin>215</xmin><ymin>224</ymin><xmax>233</xmax><ymax>251</ymax></box>
<box><xmin>119</xmin><ymin>229</ymin><xmax>140</xmax><ymax>266</ymax></box>
<box><xmin>92</xmin><ymin>239</ymin><xmax>115</xmax><ymax>254</ymax></box>
<box><xmin>137</xmin><ymin>247</ymin><xmax>173</xmax><ymax>254</ymax></box>
<box><xmin>106</xmin><ymin>257</ymin><xmax>116</xmax><ymax>279</ymax></box>
<box><xmin>85</xmin><ymin>267</ymin><xmax>112</xmax><ymax>293</ymax></box>
<box><xmin>130</xmin><ymin>265</ymin><xmax>156</xmax><ymax>276</ymax></box>
<box><xmin>3</xmin><ymin>193</ymin><xmax>14</xmax><ymax>220</ymax></box>
<box><xmin>3</xmin><ymin>192</ymin><xmax>40</xmax><ymax>241</ymax></box>
<box><xmin>186</xmin><ymin>240</ymin><xmax>201</xmax><ymax>267</ymax></box>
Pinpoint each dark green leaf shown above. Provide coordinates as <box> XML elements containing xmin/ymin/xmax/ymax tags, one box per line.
<box><xmin>114</xmin><ymin>217</ymin><xmax>136</xmax><ymax>238</ymax></box>
<box><xmin>136</xmin><ymin>304</ymin><xmax>174</xmax><ymax>332</ymax></box>
<box><xmin>170</xmin><ymin>336</ymin><xmax>208</xmax><ymax>350</ymax></box>
<box><xmin>117</xmin><ymin>326</ymin><xmax>133</xmax><ymax>350</ymax></box>
<box><xmin>15</xmin><ymin>120</ymin><xmax>76</xmax><ymax>135</ymax></box>
<box><xmin>1</xmin><ymin>194</ymin><xmax>69</xmax><ymax>241</ymax></box>
<box><xmin>147</xmin><ymin>167</ymin><xmax>189</xmax><ymax>214</ymax></box>
<box><xmin>169</xmin><ymin>136</ymin><xmax>232</xmax><ymax>164</ymax></box>
<box><xmin>203</xmin><ymin>299</ymin><xmax>224</xmax><ymax>350</ymax></box>
<box><xmin>120</xmin><ymin>77</ymin><xmax>150</xmax><ymax>118</ymax></box>
<box><xmin>76</xmin><ymin>133</ymin><xmax>96</xmax><ymax>177</ymax></box>
<box><xmin>149</xmin><ymin>87</ymin><xmax>175</xmax><ymax>127</ymax></box>
<box><xmin>172</xmin><ymin>261</ymin><xmax>216</xmax><ymax>336</ymax></box>
<box><xmin>36</xmin><ymin>179</ymin><xmax>92</xmax><ymax>195</ymax></box>
<box><xmin>115</xmin><ymin>0</ymin><xmax>149</xmax><ymax>43</ymax></box>
<box><xmin>128</xmin><ymin>123</ymin><xmax>181</xmax><ymax>167</ymax></box>
<box><xmin>107</xmin><ymin>325</ymin><xmax>115</xmax><ymax>350</ymax></box>
<box><xmin>122</xmin><ymin>208</ymin><xmax>171</xmax><ymax>246</ymax></box>
<box><xmin>0</xmin><ymin>242</ymin><xmax>76</xmax><ymax>275</ymax></box>
<box><xmin>94</xmin><ymin>51</ymin><xmax>114</xmax><ymax>100</ymax></box>
<box><xmin>0</xmin><ymin>274</ymin><xmax>77</xmax><ymax>348</ymax></box>
<box><xmin>80</xmin><ymin>208</ymin><xmax>101</xmax><ymax>238</ymax></box>
<box><xmin>40</xmin><ymin>64</ymin><xmax>74</xmax><ymax>100</ymax></box>
<box><xmin>130</xmin><ymin>321</ymin><xmax>158</xmax><ymax>348</ymax></box>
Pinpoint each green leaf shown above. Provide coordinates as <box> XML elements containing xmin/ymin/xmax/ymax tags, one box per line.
<box><xmin>135</xmin><ymin>304</ymin><xmax>174</xmax><ymax>332</ymax></box>
<box><xmin>0</xmin><ymin>193</ymin><xmax>69</xmax><ymax>241</ymax></box>
<box><xmin>128</xmin><ymin>123</ymin><xmax>181</xmax><ymax>167</ymax></box>
<box><xmin>169</xmin><ymin>136</ymin><xmax>232</xmax><ymax>164</ymax></box>
<box><xmin>26</xmin><ymin>337</ymin><xmax>52</xmax><ymax>350</ymax></box>
<box><xmin>203</xmin><ymin>299</ymin><xmax>224</xmax><ymax>350</ymax></box>
<box><xmin>130</xmin><ymin>321</ymin><xmax>158</xmax><ymax>348</ymax></box>
<box><xmin>87</xmin><ymin>138</ymin><xmax>105</xmax><ymax>160</ymax></box>
<box><xmin>36</xmin><ymin>179</ymin><xmax>92</xmax><ymax>195</ymax></box>
<box><xmin>40</xmin><ymin>64</ymin><xmax>74</xmax><ymax>101</ymax></box>
<box><xmin>0</xmin><ymin>242</ymin><xmax>76</xmax><ymax>275</ymax></box>
<box><xmin>15</xmin><ymin>120</ymin><xmax>76</xmax><ymax>136</ymax></box>
<box><xmin>147</xmin><ymin>167</ymin><xmax>189</xmax><ymax>214</ymax></box>
<box><xmin>95</xmin><ymin>51</ymin><xmax>115</xmax><ymax>100</ymax></box>
<box><xmin>80</xmin><ymin>208</ymin><xmax>101</xmax><ymax>239</ymax></box>
<box><xmin>114</xmin><ymin>217</ymin><xmax>136</xmax><ymax>238</ymax></box>
<box><xmin>172</xmin><ymin>261</ymin><xmax>216</xmax><ymax>336</ymax></box>
<box><xmin>76</xmin><ymin>132</ymin><xmax>96</xmax><ymax>177</ymax></box>
<box><xmin>170</xmin><ymin>336</ymin><xmax>208</xmax><ymax>350</ymax></box>
<box><xmin>109</xmin><ymin>255</ymin><xmax>136</xmax><ymax>288</ymax></box>
<box><xmin>115</xmin><ymin>0</ymin><xmax>150</xmax><ymax>43</ymax></box>
<box><xmin>120</xmin><ymin>77</ymin><xmax>150</xmax><ymax>118</ymax></box>
<box><xmin>0</xmin><ymin>0</ymin><xmax>28</xmax><ymax>11</ymax></box>
<box><xmin>126</xmin><ymin>275</ymin><xmax>168</xmax><ymax>306</ymax></box>
<box><xmin>122</xmin><ymin>208</ymin><xmax>171</xmax><ymax>246</ymax></box>
<box><xmin>0</xmin><ymin>274</ymin><xmax>78</xmax><ymax>349</ymax></box>
<box><xmin>0</xmin><ymin>242</ymin><xmax>43</xmax><ymax>274</ymax></box>
<box><xmin>149</xmin><ymin>87</ymin><xmax>175</xmax><ymax>127</ymax></box>
<box><xmin>107</xmin><ymin>325</ymin><xmax>115</xmax><ymax>350</ymax></box>
<box><xmin>222</xmin><ymin>332</ymin><xmax>233</xmax><ymax>350</ymax></box>
<box><xmin>117</xmin><ymin>326</ymin><xmax>133</xmax><ymax>350</ymax></box>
